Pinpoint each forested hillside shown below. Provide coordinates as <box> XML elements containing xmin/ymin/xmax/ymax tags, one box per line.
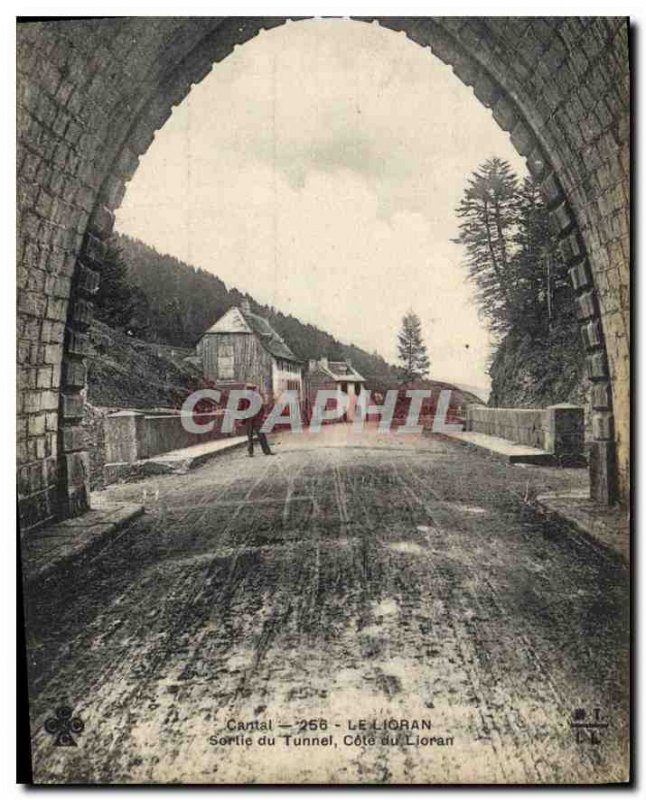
<box><xmin>96</xmin><ymin>232</ymin><xmax>399</xmax><ymax>389</ymax></box>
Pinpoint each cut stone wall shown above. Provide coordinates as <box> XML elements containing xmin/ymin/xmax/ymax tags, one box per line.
<box><xmin>101</xmin><ymin>409</ymin><xmax>237</xmax><ymax>485</ymax></box>
<box><xmin>467</xmin><ymin>406</ymin><xmax>547</xmax><ymax>449</ymax></box>
<box><xmin>16</xmin><ymin>17</ymin><xmax>630</xmax><ymax>529</ymax></box>
<box><xmin>467</xmin><ymin>403</ymin><xmax>585</xmax><ymax>465</ymax></box>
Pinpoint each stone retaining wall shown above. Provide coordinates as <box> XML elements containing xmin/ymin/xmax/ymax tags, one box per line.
<box><xmin>103</xmin><ymin>409</ymin><xmax>238</xmax><ymax>472</ymax></box>
<box><xmin>466</xmin><ymin>404</ymin><xmax>585</xmax><ymax>465</ymax></box>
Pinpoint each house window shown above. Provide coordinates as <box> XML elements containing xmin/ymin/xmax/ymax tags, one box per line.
<box><xmin>218</xmin><ymin>341</ymin><xmax>234</xmax><ymax>379</ymax></box>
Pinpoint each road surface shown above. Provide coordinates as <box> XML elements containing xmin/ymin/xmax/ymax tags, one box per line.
<box><xmin>25</xmin><ymin>426</ymin><xmax>629</xmax><ymax>784</ymax></box>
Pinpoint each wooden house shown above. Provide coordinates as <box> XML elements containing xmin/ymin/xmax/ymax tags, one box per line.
<box><xmin>197</xmin><ymin>300</ymin><xmax>303</xmax><ymax>399</ymax></box>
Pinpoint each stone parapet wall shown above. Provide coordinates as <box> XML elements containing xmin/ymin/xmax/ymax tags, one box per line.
<box><xmin>466</xmin><ymin>404</ymin><xmax>585</xmax><ymax>465</ymax></box>
<box><xmin>138</xmin><ymin>412</ymin><xmax>231</xmax><ymax>459</ymax></box>
<box><xmin>103</xmin><ymin>409</ymin><xmax>236</xmax><ymax>469</ymax></box>
<box><xmin>466</xmin><ymin>407</ymin><xmax>547</xmax><ymax>449</ymax></box>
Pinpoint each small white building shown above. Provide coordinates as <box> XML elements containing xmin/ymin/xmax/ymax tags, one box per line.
<box><xmin>305</xmin><ymin>357</ymin><xmax>367</xmax><ymax>421</ymax></box>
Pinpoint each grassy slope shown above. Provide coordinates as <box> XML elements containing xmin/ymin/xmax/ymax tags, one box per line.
<box><xmin>86</xmin><ymin>319</ymin><xmax>205</xmax><ymax>409</ymax></box>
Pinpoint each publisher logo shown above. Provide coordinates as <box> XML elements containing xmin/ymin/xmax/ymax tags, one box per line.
<box><xmin>44</xmin><ymin>705</ymin><xmax>85</xmax><ymax>747</ymax></box>
<box><xmin>570</xmin><ymin>708</ymin><xmax>608</xmax><ymax>745</ymax></box>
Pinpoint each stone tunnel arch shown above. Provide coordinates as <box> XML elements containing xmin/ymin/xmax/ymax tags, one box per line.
<box><xmin>17</xmin><ymin>17</ymin><xmax>630</xmax><ymax>528</ymax></box>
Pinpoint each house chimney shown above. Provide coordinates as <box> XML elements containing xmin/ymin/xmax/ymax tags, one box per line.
<box><xmin>321</xmin><ymin>356</ymin><xmax>328</xmax><ymax>369</ymax></box>
<box><xmin>241</xmin><ymin>298</ymin><xmax>251</xmax><ymax>314</ymax></box>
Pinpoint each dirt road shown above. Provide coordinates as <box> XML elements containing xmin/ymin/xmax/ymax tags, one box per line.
<box><xmin>25</xmin><ymin>426</ymin><xmax>629</xmax><ymax>783</ymax></box>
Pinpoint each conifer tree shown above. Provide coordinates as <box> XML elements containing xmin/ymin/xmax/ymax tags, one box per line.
<box><xmin>454</xmin><ymin>157</ymin><xmax>520</xmax><ymax>333</ymax></box>
<box><xmin>94</xmin><ymin>238</ymin><xmax>147</xmax><ymax>330</ymax></box>
<box><xmin>397</xmin><ymin>311</ymin><xmax>430</xmax><ymax>381</ymax></box>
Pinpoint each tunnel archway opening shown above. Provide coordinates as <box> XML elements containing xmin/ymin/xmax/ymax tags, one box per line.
<box><xmin>16</xmin><ymin>17</ymin><xmax>629</xmax><ymax>529</ymax></box>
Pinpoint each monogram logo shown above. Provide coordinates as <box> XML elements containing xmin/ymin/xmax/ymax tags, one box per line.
<box><xmin>570</xmin><ymin>707</ymin><xmax>608</xmax><ymax>745</ymax></box>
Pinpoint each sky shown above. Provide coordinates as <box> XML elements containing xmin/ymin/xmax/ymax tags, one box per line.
<box><xmin>115</xmin><ymin>18</ymin><xmax>528</xmax><ymax>395</ymax></box>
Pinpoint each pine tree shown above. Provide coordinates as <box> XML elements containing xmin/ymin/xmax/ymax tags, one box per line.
<box><xmin>397</xmin><ymin>311</ymin><xmax>430</xmax><ymax>381</ymax></box>
<box><xmin>94</xmin><ymin>238</ymin><xmax>148</xmax><ymax>329</ymax></box>
<box><xmin>454</xmin><ymin>157</ymin><xmax>521</xmax><ymax>334</ymax></box>
<box><xmin>510</xmin><ymin>175</ymin><xmax>571</xmax><ymax>334</ymax></box>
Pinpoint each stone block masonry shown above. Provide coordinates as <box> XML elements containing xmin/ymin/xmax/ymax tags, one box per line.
<box><xmin>101</xmin><ymin>409</ymin><xmax>240</xmax><ymax>484</ymax></box>
<box><xmin>466</xmin><ymin>404</ymin><xmax>585</xmax><ymax>466</ymax></box>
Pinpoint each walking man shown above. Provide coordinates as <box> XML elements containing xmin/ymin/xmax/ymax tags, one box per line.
<box><xmin>247</xmin><ymin>394</ymin><xmax>274</xmax><ymax>457</ymax></box>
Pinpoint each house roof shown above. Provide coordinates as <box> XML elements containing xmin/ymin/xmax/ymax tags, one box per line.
<box><xmin>202</xmin><ymin>306</ymin><xmax>302</xmax><ymax>363</ymax></box>
<box><xmin>242</xmin><ymin>310</ymin><xmax>301</xmax><ymax>362</ymax></box>
<box><xmin>316</xmin><ymin>360</ymin><xmax>366</xmax><ymax>383</ymax></box>
<box><xmin>203</xmin><ymin>306</ymin><xmax>252</xmax><ymax>335</ymax></box>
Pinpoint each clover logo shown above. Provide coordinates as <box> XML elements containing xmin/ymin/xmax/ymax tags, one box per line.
<box><xmin>44</xmin><ymin>705</ymin><xmax>84</xmax><ymax>746</ymax></box>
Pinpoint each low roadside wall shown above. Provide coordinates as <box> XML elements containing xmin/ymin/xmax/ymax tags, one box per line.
<box><xmin>466</xmin><ymin>404</ymin><xmax>585</xmax><ymax>465</ymax></box>
<box><xmin>104</xmin><ymin>410</ymin><xmax>239</xmax><ymax>464</ymax></box>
